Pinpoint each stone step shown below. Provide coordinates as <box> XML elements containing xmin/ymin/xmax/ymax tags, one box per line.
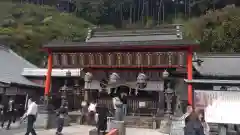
<box><xmin>123</xmin><ymin>116</ymin><xmax>162</xmax><ymax>129</ymax></box>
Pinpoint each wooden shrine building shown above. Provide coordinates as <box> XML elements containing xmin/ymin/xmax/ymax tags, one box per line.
<box><xmin>0</xmin><ymin>45</ymin><xmax>43</xmax><ymax>117</ymax></box>
<box><xmin>42</xmin><ymin>25</ymin><xmax>199</xmax><ymax>115</ymax></box>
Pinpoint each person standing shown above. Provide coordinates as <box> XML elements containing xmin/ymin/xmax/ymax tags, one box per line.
<box><xmin>56</xmin><ymin>102</ymin><xmax>68</xmax><ymax>135</ymax></box>
<box><xmin>21</xmin><ymin>97</ymin><xmax>38</xmax><ymax>135</ymax></box>
<box><xmin>120</xmin><ymin>93</ymin><xmax>127</xmax><ymax>116</ymax></box>
<box><xmin>1</xmin><ymin>97</ymin><xmax>15</xmax><ymax>130</ymax></box>
<box><xmin>112</xmin><ymin>95</ymin><xmax>123</xmax><ymax>121</ymax></box>
<box><xmin>1</xmin><ymin>99</ymin><xmax>8</xmax><ymax>129</ymax></box>
<box><xmin>6</xmin><ymin>97</ymin><xmax>15</xmax><ymax>130</ymax></box>
<box><xmin>198</xmin><ymin>110</ymin><xmax>210</xmax><ymax>135</ymax></box>
<box><xmin>88</xmin><ymin>100</ymin><xmax>97</xmax><ymax>125</ymax></box>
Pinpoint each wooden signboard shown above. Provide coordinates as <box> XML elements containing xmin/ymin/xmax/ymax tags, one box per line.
<box><xmin>195</xmin><ymin>90</ymin><xmax>240</xmax><ymax>124</ymax></box>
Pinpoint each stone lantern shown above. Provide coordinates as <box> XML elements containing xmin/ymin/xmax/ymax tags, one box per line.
<box><xmin>162</xmin><ymin>70</ymin><xmax>173</xmax><ymax>115</ymax></box>
<box><xmin>59</xmin><ymin>70</ymin><xmax>71</xmax><ymax>106</ymax></box>
<box><xmin>59</xmin><ymin>81</ymin><xmax>70</xmax><ymax>105</ymax></box>
<box><xmin>136</xmin><ymin>73</ymin><xmax>147</xmax><ymax>95</ymax></box>
<box><xmin>162</xmin><ymin>70</ymin><xmax>169</xmax><ymax>78</ymax></box>
<box><xmin>84</xmin><ymin>72</ymin><xmax>93</xmax><ymax>89</ymax></box>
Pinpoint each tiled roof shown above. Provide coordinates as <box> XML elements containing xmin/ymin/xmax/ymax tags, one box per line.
<box><xmin>85</xmin><ymin>24</ymin><xmax>198</xmax><ymax>46</ymax></box>
<box><xmin>193</xmin><ymin>53</ymin><xmax>240</xmax><ymax>77</ymax></box>
<box><xmin>43</xmin><ymin>24</ymin><xmax>199</xmax><ymax>48</ymax></box>
<box><xmin>0</xmin><ymin>45</ymin><xmax>43</xmax><ymax>88</ymax></box>
<box><xmin>184</xmin><ymin>79</ymin><xmax>240</xmax><ymax>85</ymax></box>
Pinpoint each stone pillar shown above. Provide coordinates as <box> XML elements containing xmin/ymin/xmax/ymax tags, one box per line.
<box><xmin>218</xmin><ymin>124</ymin><xmax>227</xmax><ymax>135</ymax></box>
<box><xmin>165</xmin><ymin>82</ymin><xmax>173</xmax><ymax>115</ymax></box>
<box><xmin>115</xmin><ymin>104</ymin><xmax>123</xmax><ymax>121</ymax></box>
<box><xmin>110</xmin><ymin>120</ymin><xmax>126</xmax><ymax>135</ymax></box>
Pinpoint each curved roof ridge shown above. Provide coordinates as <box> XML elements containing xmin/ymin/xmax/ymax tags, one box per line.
<box><xmin>197</xmin><ymin>53</ymin><xmax>240</xmax><ymax>58</ymax></box>
<box><xmin>9</xmin><ymin>49</ymin><xmax>38</xmax><ymax>68</ymax></box>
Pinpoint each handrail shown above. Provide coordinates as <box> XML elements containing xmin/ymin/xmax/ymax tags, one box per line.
<box><xmin>106</xmin><ymin>129</ymin><xmax>118</xmax><ymax>135</ymax></box>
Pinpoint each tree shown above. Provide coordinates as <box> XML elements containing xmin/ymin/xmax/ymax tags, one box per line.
<box><xmin>184</xmin><ymin>5</ymin><xmax>240</xmax><ymax>52</ymax></box>
<box><xmin>0</xmin><ymin>2</ymin><xmax>92</xmax><ymax>66</ymax></box>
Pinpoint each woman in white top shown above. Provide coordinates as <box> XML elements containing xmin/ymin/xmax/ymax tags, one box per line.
<box><xmin>87</xmin><ymin>100</ymin><xmax>97</xmax><ymax>125</ymax></box>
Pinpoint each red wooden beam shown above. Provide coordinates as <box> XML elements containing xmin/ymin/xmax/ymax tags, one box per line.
<box><xmin>61</xmin><ymin>65</ymin><xmax>183</xmax><ymax>69</ymax></box>
<box><xmin>187</xmin><ymin>47</ymin><xmax>193</xmax><ymax>105</ymax></box>
<box><xmin>44</xmin><ymin>51</ymin><xmax>53</xmax><ymax>95</ymax></box>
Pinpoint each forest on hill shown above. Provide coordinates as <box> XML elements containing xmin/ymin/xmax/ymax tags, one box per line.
<box><xmin>0</xmin><ymin>0</ymin><xmax>240</xmax><ymax>66</ymax></box>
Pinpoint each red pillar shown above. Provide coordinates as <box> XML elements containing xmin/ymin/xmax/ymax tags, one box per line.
<box><xmin>187</xmin><ymin>47</ymin><xmax>193</xmax><ymax>105</ymax></box>
<box><xmin>44</xmin><ymin>51</ymin><xmax>53</xmax><ymax>96</ymax></box>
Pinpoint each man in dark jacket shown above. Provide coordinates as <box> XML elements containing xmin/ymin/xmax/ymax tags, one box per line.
<box><xmin>184</xmin><ymin>112</ymin><xmax>205</xmax><ymax>135</ymax></box>
<box><xmin>56</xmin><ymin>102</ymin><xmax>68</xmax><ymax>135</ymax></box>
<box><xmin>96</xmin><ymin>104</ymin><xmax>109</xmax><ymax>135</ymax></box>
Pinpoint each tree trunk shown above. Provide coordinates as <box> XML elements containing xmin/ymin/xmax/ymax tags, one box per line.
<box><xmin>129</xmin><ymin>4</ymin><xmax>132</xmax><ymax>24</ymax></box>
<box><xmin>162</xmin><ymin>1</ymin><xmax>165</xmax><ymax>23</ymax></box>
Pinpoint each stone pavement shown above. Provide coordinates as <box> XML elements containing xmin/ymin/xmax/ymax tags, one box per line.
<box><xmin>169</xmin><ymin>120</ymin><xmax>184</xmax><ymax>135</ymax></box>
<box><xmin>10</xmin><ymin>125</ymin><xmax>169</xmax><ymax>135</ymax></box>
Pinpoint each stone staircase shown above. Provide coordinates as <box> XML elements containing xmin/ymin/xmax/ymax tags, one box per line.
<box><xmin>209</xmin><ymin>124</ymin><xmax>238</xmax><ymax>135</ymax></box>
<box><xmin>123</xmin><ymin>116</ymin><xmax>162</xmax><ymax>129</ymax></box>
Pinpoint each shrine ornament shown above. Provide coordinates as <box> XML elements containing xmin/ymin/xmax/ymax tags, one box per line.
<box><xmin>84</xmin><ymin>72</ymin><xmax>93</xmax><ymax>82</ymax></box>
<box><xmin>109</xmin><ymin>72</ymin><xmax>120</xmax><ymax>84</ymax></box>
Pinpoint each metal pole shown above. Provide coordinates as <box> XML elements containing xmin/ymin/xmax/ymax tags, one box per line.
<box><xmin>192</xmin><ymin>87</ymin><xmax>195</xmax><ymax>111</ymax></box>
<box><xmin>24</xmin><ymin>94</ymin><xmax>29</xmax><ymax>110</ymax></box>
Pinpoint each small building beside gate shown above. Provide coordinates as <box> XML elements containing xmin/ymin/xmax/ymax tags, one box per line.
<box><xmin>0</xmin><ymin>45</ymin><xmax>43</xmax><ymax>114</ymax></box>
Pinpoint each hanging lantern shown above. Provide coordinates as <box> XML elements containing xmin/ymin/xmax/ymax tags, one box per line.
<box><xmin>84</xmin><ymin>72</ymin><xmax>93</xmax><ymax>82</ymax></box>
<box><xmin>109</xmin><ymin>72</ymin><xmax>120</xmax><ymax>84</ymax></box>
<box><xmin>137</xmin><ymin>73</ymin><xmax>147</xmax><ymax>84</ymax></box>
<box><xmin>137</xmin><ymin>73</ymin><xmax>147</xmax><ymax>89</ymax></box>
<box><xmin>136</xmin><ymin>73</ymin><xmax>147</xmax><ymax>95</ymax></box>
<box><xmin>162</xmin><ymin>70</ymin><xmax>169</xmax><ymax>79</ymax></box>
<box><xmin>84</xmin><ymin>72</ymin><xmax>93</xmax><ymax>89</ymax></box>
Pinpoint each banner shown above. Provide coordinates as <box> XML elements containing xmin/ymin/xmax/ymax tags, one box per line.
<box><xmin>195</xmin><ymin>90</ymin><xmax>240</xmax><ymax>124</ymax></box>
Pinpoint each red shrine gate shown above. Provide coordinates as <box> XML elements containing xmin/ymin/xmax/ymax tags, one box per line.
<box><xmin>42</xmin><ymin>25</ymin><xmax>198</xmax><ymax>114</ymax></box>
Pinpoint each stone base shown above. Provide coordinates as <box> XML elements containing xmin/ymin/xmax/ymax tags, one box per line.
<box><xmin>158</xmin><ymin>117</ymin><xmax>171</xmax><ymax>134</ymax></box>
<box><xmin>35</xmin><ymin>105</ymin><xmax>70</xmax><ymax>129</ymax></box>
<box><xmin>109</xmin><ymin>120</ymin><xmax>126</xmax><ymax>135</ymax></box>
<box><xmin>89</xmin><ymin>128</ymin><xmax>108</xmax><ymax>135</ymax></box>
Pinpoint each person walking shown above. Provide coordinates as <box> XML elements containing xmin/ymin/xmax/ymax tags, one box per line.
<box><xmin>56</xmin><ymin>102</ymin><xmax>68</xmax><ymax>135</ymax></box>
<box><xmin>21</xmin><ymin>97</ymin><xmax>38</xmax><ymax>135</ymax></box>
<box><xmin>184</xmin><ymin>111</ymin><xmax>205</xmax><ymax>135</ymax></box>
<box><xmin>96</xmin><ymin>104</ymin><xmax>108</xmax><ymax>135</ymax></box>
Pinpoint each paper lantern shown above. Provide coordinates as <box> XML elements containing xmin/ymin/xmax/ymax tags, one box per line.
<box><xmin>84</xmin><ymin>72</ymin><xmax>93</xmax><ymax>82</ymax></box>
<box><xmin>109</xmin><ymin>72</ymin><xmax>120</xmax><ymax>84</ymax></box>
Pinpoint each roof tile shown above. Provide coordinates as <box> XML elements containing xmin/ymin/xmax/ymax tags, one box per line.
<box><xmin>0</xmin><ymin>45</ymin><xmax>43</xmax><ymax>87</ymax></box>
